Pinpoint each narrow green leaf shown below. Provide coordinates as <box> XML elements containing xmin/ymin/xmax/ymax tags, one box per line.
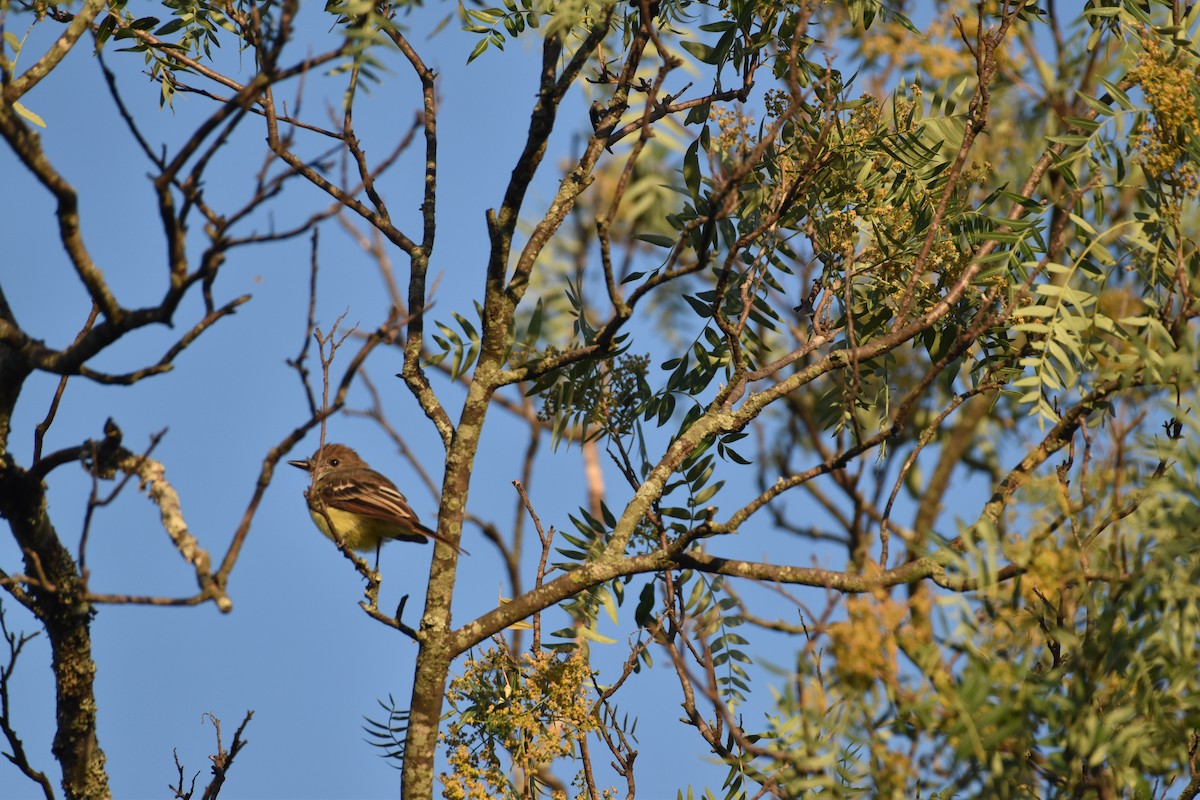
<box><xmin>683</xmin><ymin>137</ymin><xmax>702</xmax><ymax>202</ymax></box>
<box><xmin>578</xmin><ymin>626</ymin><xmax>616</xmax><ymax>644</ymax></box>
<box><xmin>466</xmin><ymin>36</ymin><xmax>489</xmax><ymax>63</ymax></box>
<box><xmin>636</xmin><ymin>233</ymin><xmax>676</xmax><ymax>248</ymax></box>
<box><xmin>635</xmin><ymin>582</ymin><xmax>656</xmax><ymax>628</ymax></box>
<box><xmin>680</xmin><ymin>39</ymin><xmax>717</xmax><ymax>64</ymax></box>
<box><xmin>722</xmin><ymin>447</ymin><xmax>751</xmax><ymax>465</ymax></box>
<box><xmin>683</xmin><ymin>294</ymin><xmax>712</xmax><ymax>318</ymax></box>
<box><xmin>12</xmin><ymin>101</ymin><xmax>46</xmax><ymax>128</ymax></box>
<box><xmin>156</xmin><ymin>18</ymin><xmax>186</xmax><ymax>35</ymax></box>
<box><xmin>692</xmin><ymin>480</ymin><xmax>724</xmax><ymax>505</ymax></box>
<box><xmin>526</xmin><ymin>298</ymin><xmax>543</xmax><ymax>343</ymax></box>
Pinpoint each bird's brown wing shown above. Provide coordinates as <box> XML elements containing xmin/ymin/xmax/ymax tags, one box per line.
<box><xmin>322</xmin><ymin>470</ymin><xmax>467</xmax><ymax>553</ymax></box>
<box><xmin>319</xmin><ymin>472</ymin><xmax>429</xmax><ymax>541</ymax></box>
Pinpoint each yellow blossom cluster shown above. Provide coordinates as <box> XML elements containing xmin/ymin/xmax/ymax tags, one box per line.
<box><xmin>439</xmin><ymin>647</ymin><xmax>606</xmax><ymax>800</ymax></box>
<box><xmin>858</xmin><ymin>14</ymin><xmax>973</xmax><ymax>82</ymax></box>
<box><xmin>1129</xmin><ymin>36</ymin><xmax>1200</xmax><ymax>212</ymax></box>
<box><xmin>710</xmin><ymin>104</ymin><xmax>756</xmax><ymax>163</ymax></box>
<box><xmin>826</xmin><ymin>593</ymin><xmax>906</xmax><ymax>691</ymax></box>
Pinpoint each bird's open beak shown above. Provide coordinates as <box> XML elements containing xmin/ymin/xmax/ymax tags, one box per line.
<box><xmin>288</xmin><ymin>458</ymin><xmax>312</xmax><ymax>472</ymax></box>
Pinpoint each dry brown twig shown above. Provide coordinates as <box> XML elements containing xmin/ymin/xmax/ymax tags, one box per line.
<box><xmin>169</xmin><ymin>710</ymin><xmax>254</xmax><ymax>800</ymax></box>
<box><xmin>0</xmin><ymin>601</ymin><xmax>53</xmax><ymax>800</ymax></box>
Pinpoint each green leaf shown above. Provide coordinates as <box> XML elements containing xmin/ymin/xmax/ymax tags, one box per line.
<box><xmin>692</xmin><ymin>480</ymin><xmax>724</xmax><ymax>505</ymax></box>
<box><xmin>525</xmin><ymin>297</ymin><xmax>543</xmax><ymax>344</ymax></box>
<box><xmin>452</xmin><ymin>311</ymin><xmax>478</xmax><ymax>343</ymax></box>
<box><xmin>634</xmin><ymin>582</ymin><xmax>656</xmax><ymax>628</ymax></box>
<box><xmin>155</xmin><ymin>18</ymin><xmax>187</xmax><ymax>36</ymax></box>
<box><xmin>685</xmin><ymin>454</ymin><xmax>714</xmax><ymax>485</ymax></box>
<box><xmin>636</xmin><ymin>233</ymin><xmax>676</xmax><ymax>248</ymax></box>
<box><xmin>598</xmin><ymin>586</ymin><xmax>619</xmax><ymax>624</ymax></box>
<box><xmin>466</xmin><ymin>37</ymin><xmax>489</xmax><ymax>63</ymax></box>
<box><xmin>600</xmin><ymin>502</ymin><xmax>617</xmax><ymax>529</ymax></box>
<box><xmin>12</xmin><ymin>101</ymin><xmax>46</xmax><ymax>128</ymax></box>
<box><xmin>721</xmin><ymin>446</ymin><xmax>750</xmax><ymax>465</ymax></box>
<box><xmin>683</xmin><ymin>136</ymin><xmax>702</xmax><ymax>203</ymax></box>
<box><xmin>578</xmin><ymin>626</ymin><xmax>616</xmax><ymax>644</ymax></box>
<box><xmin>685</xmin><ymin>102</ymin><xmax>711</xmax><ymax>126</ymax></box>
<box><xmin>1098</xmin><ymin>77</ymin><xmax>1134</xmax><ymax>111</ymax></box>
<box><xmin>683</xmin><ymin>294</ymin><xmax>712</xmax><ymax>318</ymax></box>
<box><xmin>680</xmin><ymin>39</ymin><xmax>718</xmax><ymax>65</ymax></box>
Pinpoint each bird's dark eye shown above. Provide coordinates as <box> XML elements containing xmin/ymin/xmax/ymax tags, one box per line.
<box><xmin>329</xmin><ymin>458</ymin><xmax>339</xmax><ymax>467</ymax></box>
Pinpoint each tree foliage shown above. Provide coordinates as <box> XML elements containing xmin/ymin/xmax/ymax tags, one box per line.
<box><xmin>2</xmin><ymin>0</ymin><xmax>1200</xmax><ymax>798</ymax></box>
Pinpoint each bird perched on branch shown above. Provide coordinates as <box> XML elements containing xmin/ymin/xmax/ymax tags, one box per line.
<box><xmin>288</xmin><ymin>443</ymin><xmax>464</xmax><ymax>557</ymax></box>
